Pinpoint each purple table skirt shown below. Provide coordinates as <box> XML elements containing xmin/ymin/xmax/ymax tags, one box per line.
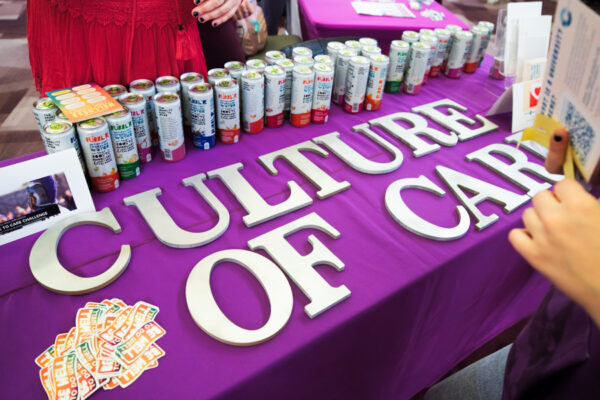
<box><xmin>298</xmin><ymin>0</ymin><xmax>469</xmax><ymax>53</ymax></box>
<box><xmin>0</xmin><ymin>56</ymin><xmax>549</xmax><ymax>399</ymax></box>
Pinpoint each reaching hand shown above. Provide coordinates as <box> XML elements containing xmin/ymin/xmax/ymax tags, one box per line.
<box><xmin>192</xmin><ymin>0</ymin><xmax>242</xmax><ymax>28</ymax></box>
<box><xmin>509</xmin><ymin>178</ymin><xmax>600</xmax><ymax>329</ymax></box>
<box><xmin>234</xmin><ymin>0</ymin><xmax>255</xmax><ymax>20</ymax></box>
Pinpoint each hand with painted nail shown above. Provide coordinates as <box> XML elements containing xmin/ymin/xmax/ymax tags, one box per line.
<box><xmin>545</xmin><ymin>128</ymin><xmax>569</xmax><ymax>174</ymax></box>
<box><xmin>234</xmin><ymin>0</ymin><xmax>255</xmax><ymax>20</ymax></box>
<box><xmin>192</xmin><ymin>0</ymin><xmax>242</xmax><ymax>27</ymax></box>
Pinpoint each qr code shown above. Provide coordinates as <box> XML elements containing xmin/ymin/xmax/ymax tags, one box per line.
<box><xmin>560</xmin><ymin>96</ymin><xmax>597</xmax><ymax>165</ymax></box>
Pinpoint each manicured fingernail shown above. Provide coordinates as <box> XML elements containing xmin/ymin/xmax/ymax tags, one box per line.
<box><xmin>193</xmin><ymin>11</ymin><xmax>199</xmax><ymax>17</ymax></box>
<box><xmin>554</xmin><ymin>134</ymin><xmax>562</xmax><ymax>142</ymax></box>
<box><xmin>200</xmin><ymin>17</ymin><xmax>204</xmax><ymax>22</ymax></box>
<box><xmin>213</xmin><ymin>22</ymin><xmax>217</xmax><ymax>27</ymax></box>
<box><xmin>195</xmin><ymin>0</ymin><xmax>200</xmax><ymax>4</ymax></box>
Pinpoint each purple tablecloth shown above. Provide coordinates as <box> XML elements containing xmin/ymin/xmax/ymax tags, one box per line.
<box><xmin>298</xmin><ymin>0</ymin><xmax>469</xmax><ymax>53</ymax></box>
<box><xmin>0</xmin><ymin>57</ymin><xmax>549</xmax><ymax>399</ymax></box>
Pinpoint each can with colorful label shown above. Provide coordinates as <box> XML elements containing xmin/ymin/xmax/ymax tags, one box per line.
<box><xmin>444</xmin><ymin>30</ymin><xmax>472</xmax><ymax>79</ymax></box>
<box><xmin>241</xmin><ymin>70</ymin><xmax>265</xmax><ymax>134</ymax></box>
<box><xmin>401</xmin><ymin>31</ymin><xmax>420</xmax><ymax>46</ymax></box>
<box><xmin>343</xmin><ymin>56</ymin><xmax>370</xmax><ymax>114</ymax></box>
<box><xmin>154</xmin><ymin>92</ymin><xmax>186</xmax><ymax>161</ymax></box>
<box><xmin>292</xmin><ymin>46</ymin><xmax>312</xmax><ymax>59</ymax></box>
<box><xmin>155</xmin><ymin>76</ymin><xmax>181</xmax><ymax>95</ymax></box>
<box><xmin>431</xmin><ymin>28</ymin><xmax>450</xmax><ymax>77</ymax></box>
<box><xmin>129</xmin><ymin>79</ymin><xmax>158</xmax><ymax>148</ymax></box>
<box><xmin>361</xmin><ymin>45</ymin><xmax>381</xmax><ymax>58</ymax></box>
<box><xmin>385</xmin><ymin>40</ymin><xmax>409</xmax><ymax>93</ymax></box>
<box><xmin>276</xmin><ymin>59</ymin><xmax>294</xmax><ymax>120</ymax></box>
<box><xmin>443</xmin><ymin>24</ymin><xmax>463</xmax><ymax>71</ymax></box>
<box><xmin>224</xmin><ymin>61</ymin><xmax>246</xmax><ymax>83</ymax></box>
<box><xmin>118</xmin><ymin>93</ymin><xmax>152</xmax><ymax>164</ymax></box>
<box><xmin>294</xmin><ymin>56</ymin><xmax>314</xmax><ymax>68</ymax></box>
<box><xmin>364</xmin><ymin>54</ymin><xmax>389</xmax><ymax>112</ymax></box>
<box><xmin>103</xmin><ymin>84</ymin><xmax>127</xmax><ymax>98</ymax></box>
<box><xmin>419</xmin><ymin>34</ymin><xmax>438</xmax><ymax>83</ymax></box>
<box><xmin>189</xmin><ymin>83</ymin><xmax>216</xmax><ymax>150</ymax></box>
<box><xmin>106</xmin><ymin>108</ymin><xmax>141</xmax><ymax>180</ymax></box>
<box><xmin>265</xmin><ymin>50</ymin><xmax>286</xmax><ymax>65</ymax></box>
<box><xmin>464</xmin><ymin>25</ymin><xmax>487</xmax><ymax>73</ymax></box>
<box><xmin>180</xmin><ymin>72</ymin><xmax>204</xmax><ymax>127</ymax></box>
<box><xmin>264</xmin><ymin>65</ymin><xmax>286</xmax><ymax>128</ymax></box>
<box><xmin>332</xmin><ymin>48</ymin><xmax>358</xmax><ymax>104</ymax></box>
<box><xmin>214</xmin><ymin>78</ymin><xmax>241</xmax><ymax>143</ymax></box>
<box><xmin>208</xmin><ymin>68</ymin><xmax>230</xmax><ymax>85</ymax></box>
<box><xmin>78</xmin><ymin>118</ymin><xmax>120</xmax><ymax>192</ymax></box>
<box><xmin>326</xmin><ymin>41</ymin><xmax>345</xmax><ymax>65</ymax></box>
<box><xmin>33</xmin><ymin>98</ymin><xmax>58</xmax><ymax>133</ymax></box>
<box><xmin>290</xmin><ymin>66</ymin><xmax>315</xmax><ymax>127</ymax></box>
<box><xmin>477</xmin><ymin>21</ymin><xmax>494</xmax><ymax>66</ymax></box>
<box><xmin>246</xmin><ymin>59</ymin><xmax>267</xmax><ymax>73</ymax></box>
<box><xmin>403</xmin><ymin>42</ymin><xmax>430</xmax><ymax>95</ymax></box>
<box><xmin>42</xmin><ymin>121</ymin><xmax>86</xmax><ymax>172</ymax></box>
<box><xmin>311</xmin><ymin>63</ymin><xmax>334</xmax><ymax>123</ymax></box>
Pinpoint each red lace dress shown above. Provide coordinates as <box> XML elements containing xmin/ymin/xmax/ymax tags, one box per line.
<box><xmin>27</xmin><ymin>0</ymin><xmax>208</xmax><ymax>94</ymax></box>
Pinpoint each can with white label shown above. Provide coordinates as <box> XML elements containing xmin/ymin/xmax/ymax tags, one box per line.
<box><xmin>359</xmin><ymin>37</ymin><xmax>378</xmax><ymax>48</ymax></box>
<box><xmin>290</xmin><ymin>66</ymin><xmax>315</xmax><ymax>127</ymax></box>
<box><xmin>106</xmin><ymin>108</ymin><xmax>141</xmax><ymax>180</ymax></box>
<box><xmin>419</xmin><ymin>29</ymin><xmax>435</xmax><ymax>38</ymax></box>
<box><xmin>265</xmin><ymin>50</ymin><xmax>286</xmax><ymax>65</ymax></box>
<box><xmin>313</xmin><ymin>54</ymin><xmax>334</xmax><ymax>68</ymax></box>
<box><xmin>403</xmin><ymin>42</ymin><xmax>430</xmax><ymax>95</ymax></box>
<box><xmin>180</xmin><ymin>72</ymin><xmax>204</xmax><ymax>127</ymax></box>
<box><xmin>208</xmin><ymin>68</ymin><xmax>230</xmax><ymax>85</ymax></box>
<box><xmin>241</xmin><ymin>70</ymin><xmax>265</xmax><ymax>134</ymax></box>
<box><xmin>332</xmin><ymin>48</ymin><xmax>358</xmax><ymax>105</ymax></box>
<box><xmin>129</xmin><ymin>79</ymin><xmax>158</xmax><ymax>149</ymax></box>
<box><xmin>78</xmin><ymin>117</ymin><xmax>120</xmax><ymax>192</ymax></box>
<box><xmin>431</xmin><ymin>29</ymin><xmax>450</xmax><ymax>77</ymax></box>
<box><xmin>42</xmin><ymin>121</ymin><xmax>86</xmax><ymax>172</ymax></box>
<box><xmin>154</xmin><ymin>92</ymin><xmax>186</xmax><ymax>161</ymax></box>
<box><xmin>118</xmin><ymin>93</ymin><xmax>152</xmax><ymax>164</ymax></box>
<box><xmin>311</xmin><ymin>63</ymin><xmax>334</xmax><ymax>123</ymax></box>
<box><xmin>444</xmin><ymin>30</ymin><xmax>472</xmax><ymax>78</ymax></box>
<box><xmin>294</xmin><ymin>56</ymin><xmax>314</xmax><ymax>68</ymax></box>
<box><xmin>343</xmin><ymin>55</ymin><xmax>370</xmax><ymax>114</ymax></box>
<box><xmin>443</xmin><ymin>25</ymin><xmax>463</xmax><ymax>71</ymax></box>
<box><xmin>477</xmin><ymin>21</ymin><xmax>494</xmax><ymax>66</ymax></box>
<box><xmin>364</xmin><ymin>54</ymin><xmax>389</xmax><ymax>112</ymax></box>
<box><xmin>326</xmin><ymin>41</ymin><xmax>345</xmax><ymax>65</ymax></box>
<box><xmin>401</xmin><ymin>31</ymin><xmax>420</xmax><ymax>46</ymax></box>
<box><xmin>264</xmin><ymin>65</ymin><xmax>286</xmax><ymax>128</ymax></box>
<box><xmin>464</xmin><ymin>25</ymin><xmax>488</xmax><ymax>73</ymax></box>
<box><xmin>155</xmin><ymin>76</ymin><xmax>181</xmax><ymax>95</ymax></box>
<box><xmin>361</xmin><ymin>45</ymin><xmax>381</xmax><ymax>58</ymax></box>
<box><xmin>33</xmin><ymin>98</ymin><xmax>58</xmax><ymax>133</ymax></box>
<box><xmin>292</xmin><ymin>46</ymin><xmax>312</xmax><ymax>59</ymax></box>
<box><xmin>103</xmin><ymin>84</ymin><xmax>127</xmax><ymax>98</ymax></box>
<box><xmin>276</xmin><ymin>59</ymin><xmax>295</xmax><ymax>120</ymax></box>
<box><xmin>419</xmin><ymin>34</ymin><xmax>438</xmax><ymax>83</ymax></box>
<box><xmin>246</xmin><ymin>59</ymin><xmax>267</xmax><ymax>73</ymax></box>
<box><xmin>385</xmin><ymin>40</ymin><xmax>409</xmax><ymax>93</ymax></box>
<box><xmin>189</xmin><ymin>83</ymin><xmax>216</xmax><ymax>150</ymax></box>
<box><xmin>344</xmin><ymin>40</ymin><xmax>361</xmax><ymax>52</ymax></box>
<box><xmin>224</xmin><ymin>61</ymin><xmax>246</xmax><ymax>83</ymax></box>
<box><xmin>214</xmin><ymin>78</ymin><xmax>241</xmax><ymax>143</ymax></box>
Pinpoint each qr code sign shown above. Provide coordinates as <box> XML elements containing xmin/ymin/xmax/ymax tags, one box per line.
<box><xmin>559</xmin><ymin>96</ymin><xmax>597</xmax><ymax>166</ymax></box>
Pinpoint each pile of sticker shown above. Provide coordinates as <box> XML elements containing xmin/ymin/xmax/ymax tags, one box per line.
<box><xmin>35</xmin><ymin>299</ymin><xmax>166</xmax><ymax>399</ymax></box>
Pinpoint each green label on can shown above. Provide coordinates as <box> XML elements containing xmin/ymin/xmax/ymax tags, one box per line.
<box><xmin>117</xmin><ymin>160</ymin><xmax>140</xmax><ymax>180</ymax></box>
<box><xmin>384</xmin><ymin>81</ymin><xmax>401</xmax><ymax>93</ymax></box>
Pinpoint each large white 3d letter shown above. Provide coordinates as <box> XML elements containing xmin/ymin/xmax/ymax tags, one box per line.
<box><xmin>247</xmin><ymin>212</ymin><xmax>350</xmax><ymax>318</ymax></box>
<box><xmin>206</xmin><ymin>162</ymin><xmax>312</xmax><ymax>227</ymax></box>
<box><xmin>369</xmin><ymin>112</ymin><xmax>458</xmax><ymax>157</ymax></box>
<box><xmin>385</xmin><ymin>175</ymin><xmax>470</xmax><ymax>240</ymax></box>
<box><xmin>466</xmin><ymin>143</ymin><xmax>562</xmax><ymax>197</ymax></box>
<box><xmin>436</xmin><ymin>165</ymin><xmax>530</xmax><ymax>230</ymax></box>
<box><xmin>29</xmin><ymin>208</ymin><xmax>130</xmax><ymax>294</ymax></box>
<box><xmin>412</xmin><ymin>99</ymin><xmax>498</xmax><ymax>141</ymax></box>
<box><xmin>504</xmin><ymin>132</ymin><xmax>547</xmax><ymax>159</ymax></box>
<box><xmin>123</xmin><ymin>173</ymin><xmax>229</xmax><ymax>248</ymax></box>
<box><xmin>312</xmin><ymin>127</ymin><xmax>403</xmax><ymax>174</ymax></box>
<box><xmin>258</xmin><ymin>141</ymin><xmax>350</xmax><ymax>199</ymax></box>
<box><xmin>186</xmin><ymin>249</ymin><xmax>293</xmax><ymax>346</ymax></box>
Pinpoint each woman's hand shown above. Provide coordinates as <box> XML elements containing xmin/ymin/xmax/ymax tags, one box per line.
<box><xmin>192</xmin><ymin>0</ymin><xmax>242</xmax><ymax>28</ymax></box>
<box><xmin>234</xmin><ymin>0</ymin><xmax>255</xmax><ymax>20</ymax></box>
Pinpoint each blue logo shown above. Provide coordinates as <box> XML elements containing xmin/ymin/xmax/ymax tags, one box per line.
<box><xmin>561</xmin><ymin>8</ymin><xmax>572</xmax><ymax>27</ymax></box>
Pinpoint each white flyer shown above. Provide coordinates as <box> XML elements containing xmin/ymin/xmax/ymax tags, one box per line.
<box><xmin>0</xmin><ymin>149</ymin><xmax>95</xmax><ymax>245</ymax></box>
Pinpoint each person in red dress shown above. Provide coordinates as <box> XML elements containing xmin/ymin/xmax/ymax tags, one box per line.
<box><xmin>27</xmin><ymin>0</ymin><xmax>244</xmax><ymax>94</ymax></box>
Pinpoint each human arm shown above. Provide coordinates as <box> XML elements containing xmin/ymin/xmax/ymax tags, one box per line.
<box><xmin>192</xmin><ymin>0</ymin><xmax>242</xmax><ymax>28</ymax></box>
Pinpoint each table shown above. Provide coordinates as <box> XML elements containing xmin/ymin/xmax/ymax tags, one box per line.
<box><xmin>0</xmin><ymin>57</ymin><xmax>550</xmax><ymax>399</ymax></box>
<box><xmin>298</xmin><ymin>0</ymin><xmax>469</xmax><ymax>53</ymax></box>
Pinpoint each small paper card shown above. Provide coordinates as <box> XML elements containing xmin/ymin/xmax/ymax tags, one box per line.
<box><xmin>46</xmin><ymin>83</ymin><xmax>123</xmax><ymax>123</ymax></box>
<box><xmin>536</xmin><ymin>0</ymin><xmax>600</xmax><ymax>183</ymax></box>
<box><xmin>351</xmin><ymin>1</ymin><xmax>415</xmax><ymax>18</ymax></box>
<box><xmin>504</xmin><ymin>1</ymin><xmax>542</xmax><ymax>76</ymax></box>
<box><xmin>0</xmin><ymin>149</ymin><xmax>95</xmax><ymax>246</ymax></box>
